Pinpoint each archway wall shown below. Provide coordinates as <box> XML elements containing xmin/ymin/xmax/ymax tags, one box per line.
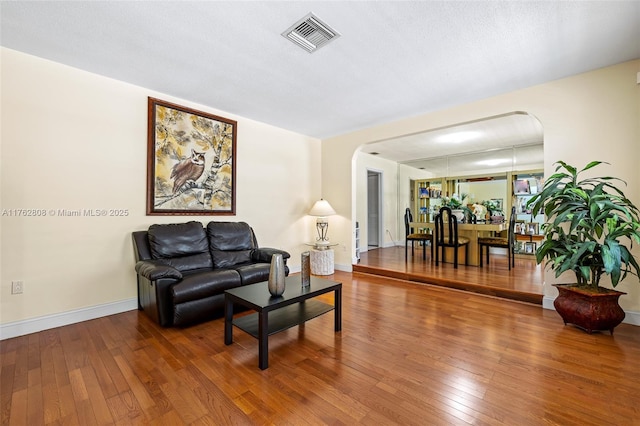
<box><xmin>322</xmin><ymin>59</ymin><xmax>640</xmax><ymax>310</ymax></box>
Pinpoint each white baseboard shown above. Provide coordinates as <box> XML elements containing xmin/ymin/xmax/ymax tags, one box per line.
<box><xmin>542</xmin><ymin>295</ymin><xmax>555</xmax><ymax>310</ymax></box>
<box><xmin>542</xmin><ymin>295</ymin><xmax>640</xmax><ymax>326</ymax></box>
<box><xmin>0</xmin><ymin>298</ymin><xmax>138</xmax><ymax>340</ymax></box>
<box><xmin>5</xmin><ymin>286</ymin><xmax>635</xmax><ymax>341</ymax></box>
<box><xmin>335</xmin><ymin>263</ymin><xmax>352</xmax><ymax>273</ymax></box>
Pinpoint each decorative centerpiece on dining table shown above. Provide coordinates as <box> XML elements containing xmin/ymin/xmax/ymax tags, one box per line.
<box><xmin>471</xmin><ymin>203</ymin><xmax>488</xmax><ymax>221</ymax></box>
<box><xmin>481</xmin><ymin>200</ymin><xmax>505</xmax><ymax>222</ymax></box>
<box><xmin>442</xmin><ymin>193</ymin><xmax>472</xmax><ymax>222</ymax></box>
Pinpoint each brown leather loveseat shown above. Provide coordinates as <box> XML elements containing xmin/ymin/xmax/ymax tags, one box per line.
<box><xmin>132</xmin><ymin>221</ymin><xmax>290</xmax><ymax>327</ymax></box>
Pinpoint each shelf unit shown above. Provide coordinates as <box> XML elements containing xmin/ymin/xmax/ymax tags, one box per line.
<box><xmin>512</xmin><ymin>172</ymin><xmax>544</xmax><ymax>226</ymax></box>
<box><xmin>354</xmin><ymin>221</ymin><xmax>360</xmax><ymax>263</ymax></box>
<box><xmin>413</xmin><ymin>179</ymin><xmax>443</xmax><ymax>223</ymax></box>
<box><xmin>511</xmin><ymin>171</ymin><xmax>544</xmax><ymax>255</ymax></box>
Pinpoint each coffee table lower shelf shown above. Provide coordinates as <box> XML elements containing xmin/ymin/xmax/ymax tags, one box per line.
<box><xmin>233</xmin><ymin>300</ymin><xmax>333</xmax><ymax>338</ymax></box>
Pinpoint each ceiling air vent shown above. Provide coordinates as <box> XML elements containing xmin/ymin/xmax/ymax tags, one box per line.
<box><xmin>282</xmin><ymin>13</ymin><xmax>340</xmax><ymax>53</ymax></box>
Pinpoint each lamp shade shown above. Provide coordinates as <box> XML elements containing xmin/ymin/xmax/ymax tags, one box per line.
<box><xmin>309</xmin><ymin>199</ymin><xmax>336</xmax><ymax>217</ymax></box>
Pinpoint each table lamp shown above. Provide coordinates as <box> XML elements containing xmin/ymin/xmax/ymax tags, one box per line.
<box><xmin>308</xmin><ymin>199</ymin><xmax>336</xmax><ymax>249</ymax></box>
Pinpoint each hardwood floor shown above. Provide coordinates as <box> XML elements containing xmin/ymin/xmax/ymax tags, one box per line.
<box><xmin>2</xmin><ymin>271</ymin><xmax>640</xmax><ymax>425</ymax></box>
<box><xmin>354</xmin><ymin>246</ymin><xmax>544</xmax><ymax>304</ymax></box>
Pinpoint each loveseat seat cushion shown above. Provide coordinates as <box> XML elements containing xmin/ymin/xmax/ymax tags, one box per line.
<box><xmin>148</xmin><ymin>221</ymin><xmax>213</xmax><ymax>272</ymax></box>
<box><xmin>232</xmin><ymin>263</ymin><xmax>272</xmax><ymax>285</ymax></box>
<box><xmin>207</xmin><ymin>221</ymin><xmax>255</xmax><ymax>268</ymax></box>
<box><xmin>171</xmin><ymin>269</ymin><xmax>241</xmax><ymax>304</ymax></box>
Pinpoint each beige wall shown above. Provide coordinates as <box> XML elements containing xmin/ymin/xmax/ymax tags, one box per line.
<box><xmin>354</xmin><ymin>152</ymin><xmax>399</xmax><ymax>252</ymax></box>
<box><xmin>2</xmin><ymin>47</ymin><xmax>639</xmax><ymax>332</ymax></box>
<box><xmin>323</xmin><ymin>60</ymin><xmax>640</xmax><ymax>312</ymax></box>
<box><xmin>0</xmin><ymin>48</ymin><xmax>321</xmax><ymax>327</ymax></box>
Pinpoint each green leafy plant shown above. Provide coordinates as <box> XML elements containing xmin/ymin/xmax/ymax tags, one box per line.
<box><xmin>527</xmin><ymin>161</ymin><xmax>640</xmax><ymax>289</ymax></box>
<box><xmin>443</xmin><ymin>193</ymin><xmax>468</xmax><ymax>209</ymax></box>
<box><xmin>443</xmin><ymin>193</ymin><xmax>473</xmax><ymax>219</ymax></box>
<box><xmin>443</xmin><ymin>197</ymin><xmax>463</xmax><ymax>209</ymax></box>
<box><xmin>481</xmin><ymin>199</ymin><xmax>503</xmax><ymax>215</ymax></box>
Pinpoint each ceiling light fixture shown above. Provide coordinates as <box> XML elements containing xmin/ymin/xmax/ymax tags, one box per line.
<box><xmin>435</xmin><ymin>131</ymin><xmax>483</xmax><ymax>144</ymax></box>
<box><xmin>477</xmin><ymin>158</ymin><xmax>511</xmax><ymax>167</ymax></box>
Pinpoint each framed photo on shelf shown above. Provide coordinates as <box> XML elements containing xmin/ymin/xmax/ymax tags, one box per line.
<box><xmin>147</xmin><ymin>97</ymin><xmax>237</xmax><ymax>215</ymax></box>
<box><xmin>513</xmin><ymin>179</ymin><xmax>531</xmax><ymax>195</ymax></box>
<box><xmin>524</xmin><ymin>241</ymin><xmax>537</xmax><ymax>254</ymax></box>
<box><xmin>526</xmin><ymin>222</ymin><xmax>539</xmax><ymax>235</ymax></box>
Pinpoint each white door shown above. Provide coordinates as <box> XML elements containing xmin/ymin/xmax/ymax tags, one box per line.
<box><xmin>367</xmin><ymin>170</ymin><xmax>382</xmax><ymax>248</ymax></box>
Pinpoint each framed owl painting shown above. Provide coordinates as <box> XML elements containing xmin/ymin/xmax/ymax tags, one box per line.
<box><xmin>147</xmin><ymin>97</ymin><xmax>237</xmax><ymax>215</ymax></box>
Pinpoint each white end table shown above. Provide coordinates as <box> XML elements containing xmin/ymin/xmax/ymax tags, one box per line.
<box><xmin>310</xmin><ymin>248</ymin><xmax>335</xmax><ymax>275</ymax></box>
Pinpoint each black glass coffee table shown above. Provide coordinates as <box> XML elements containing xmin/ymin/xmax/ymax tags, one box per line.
<box><xmin>224</xmin><ymin>276</ymin><xmax>342</xmax><ymax>370</ymax></box>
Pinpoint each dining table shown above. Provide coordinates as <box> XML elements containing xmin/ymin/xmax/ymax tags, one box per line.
<box><xmin>410</xmin><ymin>220</ymin><xmax>507</xmax><ymax>266</ymax></box>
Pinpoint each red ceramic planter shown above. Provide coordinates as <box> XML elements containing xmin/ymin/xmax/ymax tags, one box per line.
<box><xmin>553</xmin><ymin>284</ymin><xmax>626</xmax><ymax>335</ymax></box>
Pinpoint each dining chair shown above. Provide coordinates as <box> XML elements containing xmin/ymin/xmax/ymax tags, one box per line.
<box><xmin>434</xmin><ymin>206</ymin><xmax>470</xmax><ymax>268</ymax></box>
<box><xmin>404</xmin><ymin>207</ymin><xmax>432</xmax><ymax>261</ymax></box>
<box><xmin>478</xmin><ymin>206</ymin><xmax>516</xmax><ymax>270</ymax></box>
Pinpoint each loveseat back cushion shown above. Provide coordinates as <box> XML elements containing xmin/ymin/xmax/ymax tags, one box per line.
<box><xmin>147</xmin><ymin>221</ymin><xmax>213</xmax><ymax>271</ymax></box>
<box><xmin>207</xmin><ymin>221</ymin><xmax>256</xmax><ymax>268</ymax></box>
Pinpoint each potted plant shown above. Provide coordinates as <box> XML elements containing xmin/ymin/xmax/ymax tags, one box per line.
<box><xmin>442</xmin><ymin>193</ymin><xmax>472</xmax><ymax>222</ymax></box>
<box><xmin>527</xmin><ymin>161</ymin><xmax>640</xmax><ymax>334</ymax></box>
<box><xmin>481</xmin><ymin>199</ymin><xmax>505</xmax><ymax>222</ymax></box>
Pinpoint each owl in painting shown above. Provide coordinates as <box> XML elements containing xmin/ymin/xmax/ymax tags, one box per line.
<box><xmin>171</xmin><ymin>149</ymin><xmax>205</xmax><ymax>194</ymax></box>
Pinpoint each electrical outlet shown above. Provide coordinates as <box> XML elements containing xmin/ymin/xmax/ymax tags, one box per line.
<box><xmin>11</xmin><ymin>281</ymin><xmax>24</xmax><ymax>294</ymax></box>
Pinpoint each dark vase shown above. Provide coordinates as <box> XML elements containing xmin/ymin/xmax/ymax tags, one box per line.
<box><xmin>268</xmin><ymin>253</ymin><xmax>285</xmax><ymax>296</ymax></box>
<box><xmin>553</xmin><ymin>284</ymin><xmax>626</xmax><ymax>335</ymax></box>
<box><xmin>301</xmin><ymin>251</ymin><xmax>311</xmax><ymax>288</ymax></box>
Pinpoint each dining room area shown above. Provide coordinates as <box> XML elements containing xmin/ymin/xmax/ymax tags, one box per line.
<box><xmin>352</xmin><ymin>112</ymin><xmax>545</xmax><ymax>304</ymax></box>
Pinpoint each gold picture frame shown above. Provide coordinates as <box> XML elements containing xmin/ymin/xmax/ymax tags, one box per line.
<box><xmin>147</xmin><ymin>97</ymin><xmax>237</xmax><ymax>215</ymax></box>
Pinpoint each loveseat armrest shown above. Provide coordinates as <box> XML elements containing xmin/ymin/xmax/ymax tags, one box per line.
<box><xmin>252</xmin><ymin>248</ymin><xmax>291</xmax><ymax>263</ymax></box>
<box><xmin>135</xmin><ymin>260</ymin><xmax>183</xmax><ymax>281</ymax></box>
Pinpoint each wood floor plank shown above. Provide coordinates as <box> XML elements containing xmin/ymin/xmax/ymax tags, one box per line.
<box><xmin>104</xmin><ymin>389</ymin><xmax>143</xmax><ymax>424</ymax></box>
<box><xmin>27</xmin><ymin>367</ymin><xmax>43</xmax><ymax>425</ymax></box>
<box><xmin>10</xmin><ymin>336</ymin><xmax>29</xmax><ymax>393</ymax></box>
<box><xmin>74</xmin><ymin>397</ymin><xmax>98</xmax><ymax>426</ymax></box>
<box><xmin>56</xmin><ymin>383</ymin><xmax>77</xmax><ymax>423</ymax></box>
<box><xmin>41</xmin><ymin>383</ymin><xmax>61</xmax><ymax>425</ymax></box>
<box><xmin>112</xmin><ymin>355</ymin><xmax>154</xmax><ymax>411</ymax></box>
<box><xmin>80</xmin><ymin>365</ymin><xmax>114</xmax><ymax>424</ymax></box>
<box><xmin>3</xmin><ymin>270</ymin><xmax>640</xmax><ymax>425</ymax></box>
<box><xmin>8</xmin><ymin>388</ymin><xmax>27</xmax><ymax>426</ymax></box>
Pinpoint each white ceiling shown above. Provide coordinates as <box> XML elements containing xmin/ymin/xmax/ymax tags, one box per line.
<box><xmin>1</xmin><ymin>1</ymin><xmax>639</xmax><ymax>142</ymax></box>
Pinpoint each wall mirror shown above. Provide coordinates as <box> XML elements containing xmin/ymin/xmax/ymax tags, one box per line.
<box><xmin>364</xmin><ymin>111</ymin><xmax>543</xmax><ymax>175</ymax></box>
<box><xmin>355</xmin><ymin>111</ymin><xmax>544</xmax><ymax>254</ymax></box>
